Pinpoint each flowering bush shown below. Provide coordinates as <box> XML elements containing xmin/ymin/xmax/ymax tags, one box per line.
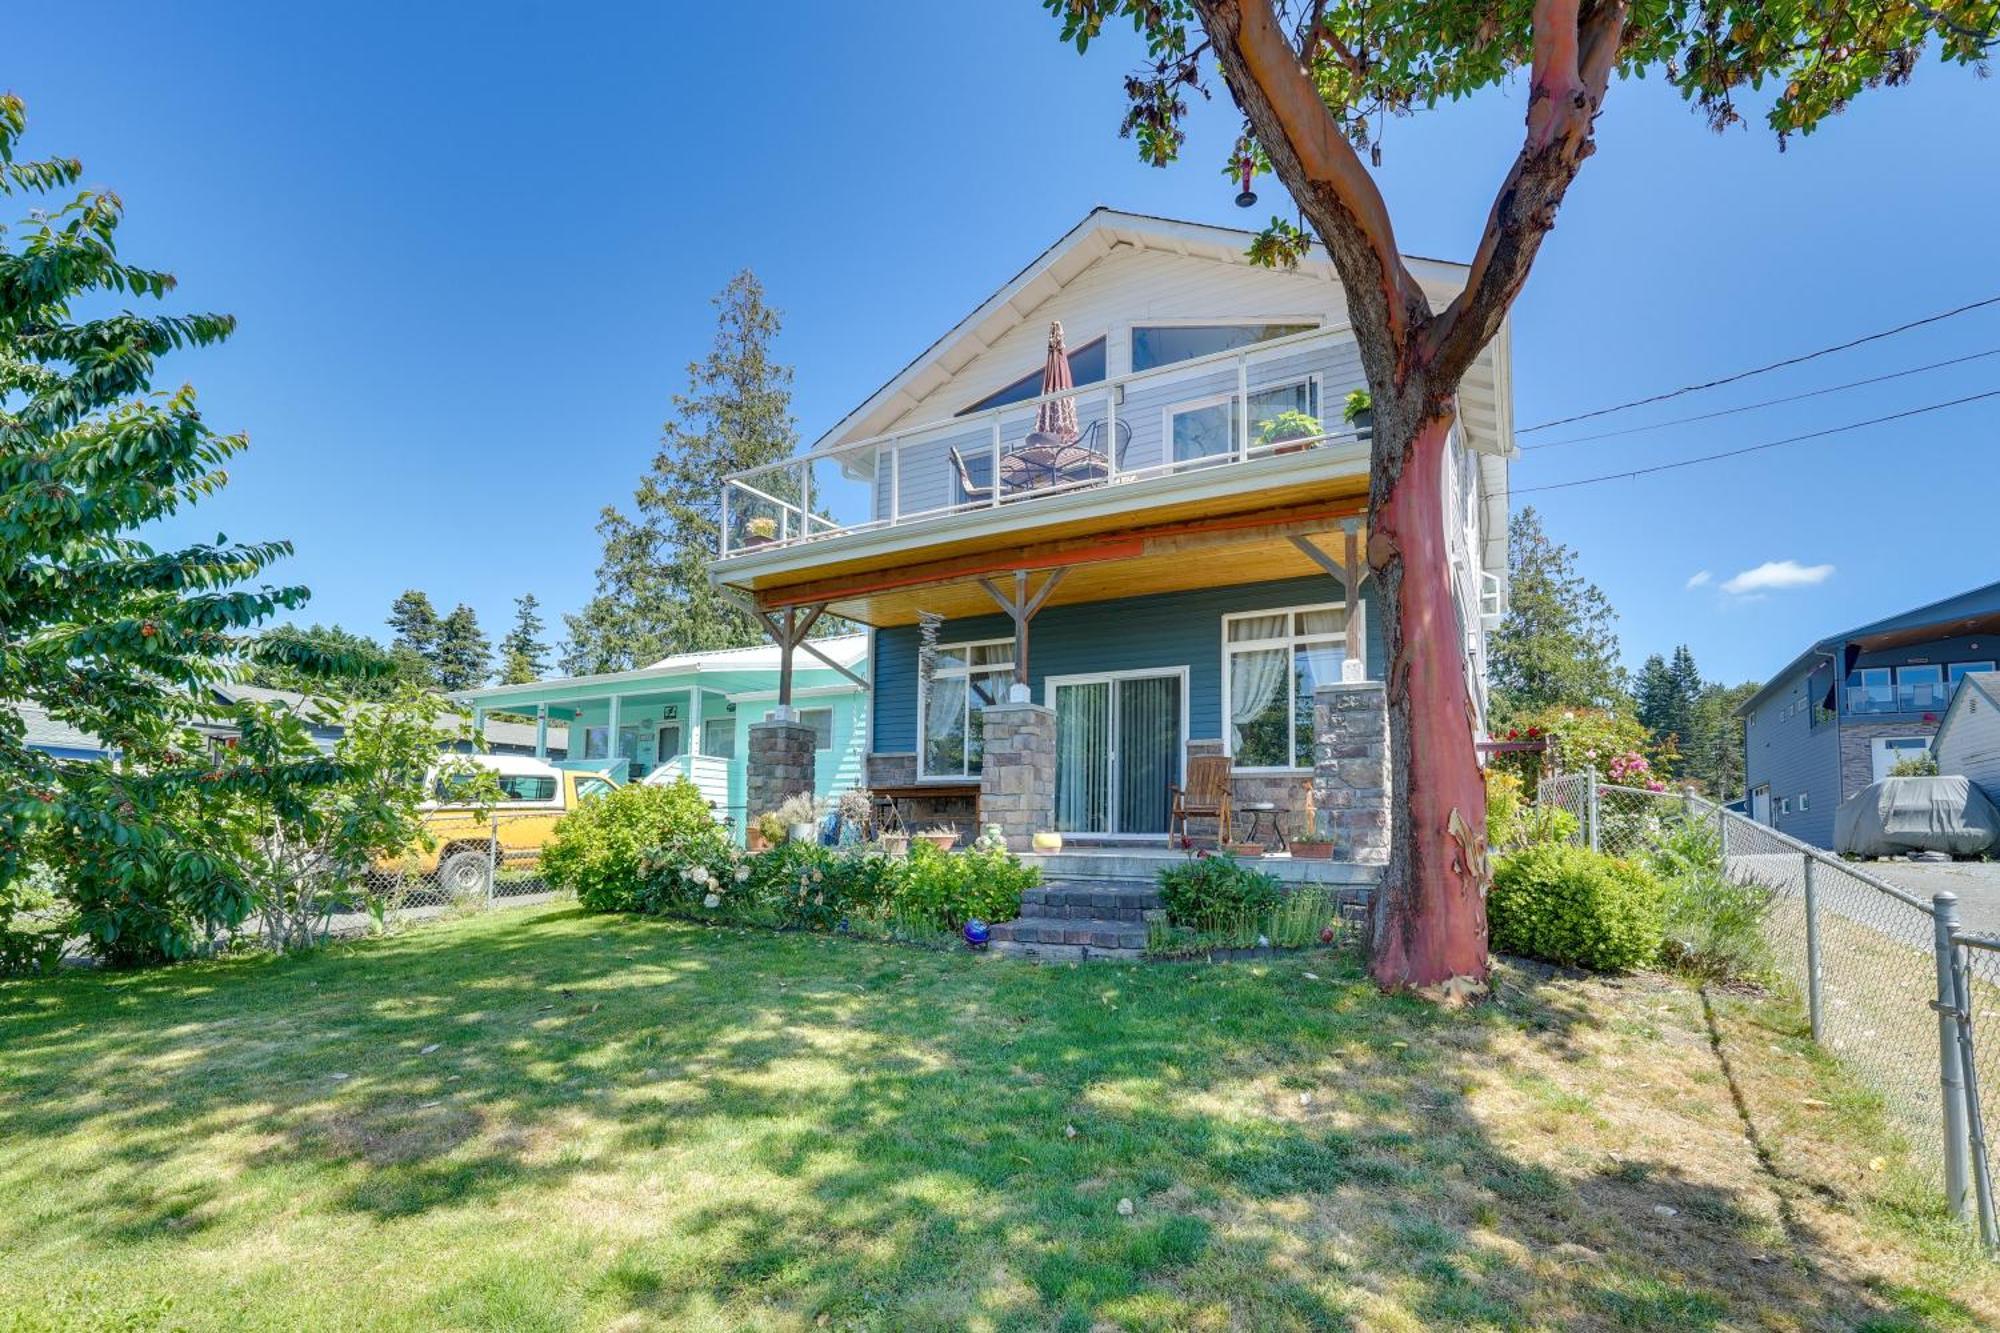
<box><xmin>544</xmin><ymin>779</ymin><xmax>733</xmax><ymax>913</ymax></box>
<box><xmin>887</xmin><ymin>840</ymin><xmax>1034</xmax><ymax>932</ymax></box>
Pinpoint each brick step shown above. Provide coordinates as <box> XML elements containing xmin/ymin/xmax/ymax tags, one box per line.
<box><xmin>990</xmin><ymin>915</ymin><xmax>1151</xmax><ymax>955</ymax></box>
<box><xmin>1022</xmin><ymin>883</ymin><xmax>1162</xmax><ymax>922</ymax></box>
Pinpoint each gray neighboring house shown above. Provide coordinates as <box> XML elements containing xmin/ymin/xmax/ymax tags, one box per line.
<box><xmin>16</xmin><ymin>702</ymin><xmax>115</xmax><ymax>762</ymax></box>
<box><xmin>1932</xmin><ymin>670</ymin><xmax>2000</xmax><ymax>807</ymax></box>
<box><xmin>1739</xmin><ymin>578</ymin><xmax>2000</xmax><ymax>848</ymax></box>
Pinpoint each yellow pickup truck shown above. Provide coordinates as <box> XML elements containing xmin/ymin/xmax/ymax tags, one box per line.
<box><xmin>404</xmin><ymin>754</ymin><xmax>618</xmax><ymax>894</ymax></box>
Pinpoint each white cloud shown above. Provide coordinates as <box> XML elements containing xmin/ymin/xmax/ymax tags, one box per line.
<box><xmin>1685</xmin><ymin>570</ymin><xmax>1712</xmax><ymax>590</ymax></box>
<box><xmin>1720</xmin><ymin>559</ymin><xmax>1836</xmax><ymax>596</ymax></box>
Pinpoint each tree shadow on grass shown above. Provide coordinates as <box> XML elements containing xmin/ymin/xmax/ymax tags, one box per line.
<box><xmin>0</xmin><ymin>908</ymin><xmax>1986</xmax><ymax>1329</ymax></box>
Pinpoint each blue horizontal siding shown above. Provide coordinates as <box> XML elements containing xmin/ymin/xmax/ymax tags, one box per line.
<box><xmin>872</xmin><ymin>575</ymin><xmax>1385</xmax><ymax>754</ymax></box>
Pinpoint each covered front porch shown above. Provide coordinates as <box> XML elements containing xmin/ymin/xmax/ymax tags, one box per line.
<box><xmin>466</xmin><ymin>683</ymin><xmax>736</xmax><ymax>810</ymax></box>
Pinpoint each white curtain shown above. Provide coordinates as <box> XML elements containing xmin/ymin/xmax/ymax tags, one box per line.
<box><xmin>1228</xmin><ymin>648</ymin><xmax>1288</xmax><ymax>757</ymax></box>
<box><xmin>924</xmin><ymin>675</ymin><xmax>968</xmax><ymax>773</ymax></box>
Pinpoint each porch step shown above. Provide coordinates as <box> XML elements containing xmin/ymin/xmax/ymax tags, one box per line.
<box><xmin>1020</xmin><ymin>882</ymin><xmax>1162</xmax><ymax>924</ymax></box>
<box><xmin>990</xmin><ymin>913</ymin><xmax>1151</xmax><ymax>962</ymax></box>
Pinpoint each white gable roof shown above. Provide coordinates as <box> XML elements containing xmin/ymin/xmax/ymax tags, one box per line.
<box><xmin>815</xmin><ymin>207</ymin><xmax>1513</xmax><ymax>458</ymax></box>
<box><xmin>640</xmin><ymin>632</ymin><xmax>867</xmax><ymax>674</ymax></box>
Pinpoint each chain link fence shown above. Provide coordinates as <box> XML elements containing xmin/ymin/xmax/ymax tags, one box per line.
<box><xmin>335</xmin><ymin>810</ymin><xmax>566</xmax><ymax>938</ymax></box>
<box><xmin>1538</xmin><ymin>770</ymin><xmax>1997</xmax><ymax>1248</ymax></box>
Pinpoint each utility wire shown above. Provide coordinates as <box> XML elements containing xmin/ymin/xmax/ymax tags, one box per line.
<box><xmin>1514</xmin><ymin>389</ymin><xmax>2000</xmax><ymax>494</ymax></box>
<box><xmin>1518</xmin><ymin>294</ymin><xmax>2000</xmax><ymax>433</ymax></box>
<box><xmin>1522</xmin><ymin>347</ymin><xmax>2000</xmax><ymax>450</ymax></box>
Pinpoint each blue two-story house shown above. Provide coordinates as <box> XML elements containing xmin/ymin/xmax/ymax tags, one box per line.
<box><xmin>1739</xmin><ymin>578</ymin><xmax>2000</xmax><ymax>847</ymax></box>
<box><xmin>706</xmin><ymin>209</ymin><xmax>1512</xmax><ymax>855</ymax></box>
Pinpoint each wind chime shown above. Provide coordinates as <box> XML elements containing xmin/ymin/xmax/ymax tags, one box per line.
<box><xmin>1233</xmin><ymin>137</ymin><xmax>1258</xmax><ymax>208</ymax></box>
<box><xmin>916</xmin><ymin>610</ymin><xmax>945</xmax><ymax>694</ymax></box>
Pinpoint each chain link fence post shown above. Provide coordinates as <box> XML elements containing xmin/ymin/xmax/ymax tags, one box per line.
<box><xmin>487</xmin><ymin>817</ymin><xmax>498</xmax><ymax>911</ymax></box>
<box><xmin>1952</xmin><ymin>938</ymin><xmax>1999</xmax><ymax>1249</ymax></box>
<box><xmin>1803</xmin><ymin>856</ymin><xmax>1824</xmax><ymax>1042</ymax></box>
<box><xmin>1934</xmin><ymin>892</ymin><xmax>1973</xmax><ymax>1221</ymax></box>
<box><xmin>1585</xmin><ymin>765</ymin><xmax>1600</xmax><ymax>854</ymax></box>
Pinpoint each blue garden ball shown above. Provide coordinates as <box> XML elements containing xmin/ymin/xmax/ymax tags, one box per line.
<box><xmin>963</xmin><ymin>918</ymin><xmax>991</xmax><ymax>950</ymax></box>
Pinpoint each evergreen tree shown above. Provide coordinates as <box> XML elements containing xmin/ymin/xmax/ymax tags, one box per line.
<box><xmin>434</xmin><ymin>604</ymin><xmax>490</xmax><ymax>692</ymax></box>
<box><xmin>1633</xmin><ymin>654</ymin><xmax>1676</xmax><ymax>738</ymax></box>
<box><xmin>385</xmin><ymin>590</ymin><xmax>441</xmax><ymax>684</ymax></box>
<box><xmin>565</xmin><ymin>270</ymin><xmax>800</xmax><ymax>673</ymax></box>
<box><xmin>1489</xmin><ymin>508</ymin><xmax>1625</xmax><ymax>722</ymax></box>
<box><xmin>1686</xmin><ymin>679</ymin><xmax>1761</xmax><ymax>801</ymax></box>
<box><xmin>498</xmin><ymin>594</ymin><xmax>549</xmax><ymax>685</ymax></box>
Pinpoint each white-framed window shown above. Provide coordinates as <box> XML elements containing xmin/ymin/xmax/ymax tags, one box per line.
<box><xmin>1898</xmin><ymin>664</ymin><xmax>1946</xmax><ymax>712</ymax></box>
<box><xmin>1871</xmin><ymin>736</ymin><xmax>1932</xmax><ymax>783</ymax></box>
<box><xmin>702</xmin><ymin>716</ymin><xmax>735</xmax><ymax>759</ymax></box>
<box><xmin>920</xmin><ymin>639</ymin><xmax>1014</xmax><ymax>779</ymax></box>
<box><xmin>1778</xmin><ymin>796</ymin><xmax>1791</xmax><ymax>816</ymax></box>
<box><xmin>1223</xmin><ymin>604</ymin><xmax>1347</xmax><ymax>770</ymax></box>
<box><xmin>582</xmin><ymin>725</ymin><xmax>639</xmax><ymax>761</ymax></box>
<box><xmin>1846</xmin><ymin>667</ymin><xmax>1894</xmax><ymax>715</ymax></box>
<box><xmin>1163</xmin><ymin>376</ymin><xmax>1322</xmax><ymax>468</ymax></box>
<box><xmin>1798</xmin><ymin>792</ymin><xmax>1810</xmax><ymax>812</ymax></box>
<box><xmin>801</xmin><ymin>707</ymin><xmax>834</xmax><ymax>750</ymax></box>
<box><xmin>1130</xmin><ymin>322</ymin><xmax>1317</xmax><ymax>372</ymax></box>
<box><xmin>1950</xmin><ymin>662</ymin><xmax>1995</xmax><ymax>695</ymax></box>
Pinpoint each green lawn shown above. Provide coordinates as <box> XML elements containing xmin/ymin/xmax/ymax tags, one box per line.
<box><xmin>0</xmin><ymin>904</ymin><xmax>1992</xmax><ymax>1331</ymax></box>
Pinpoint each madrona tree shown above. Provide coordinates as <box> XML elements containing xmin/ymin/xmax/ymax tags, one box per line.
<box><xmin>1042</xmin><ymin>0</ymin><xmax>1997</xmax><ymax>990</ymax></box>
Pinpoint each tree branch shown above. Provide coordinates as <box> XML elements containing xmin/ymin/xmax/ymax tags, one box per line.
<box><xmin>1195</xmin><ymin>0</ymin><xmax>1428</xmax><ymax>381</ymax></box>
<box><xmin>1422</xmin><ymin>0</ymin><xmax>1627</xmax><ymax>386</ymax></box>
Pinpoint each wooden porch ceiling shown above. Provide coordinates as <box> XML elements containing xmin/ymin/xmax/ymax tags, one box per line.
<box><xmin>732</xmin><ymin>492</ymin><xmax>1371</xmax><ymax>627</ymax></box>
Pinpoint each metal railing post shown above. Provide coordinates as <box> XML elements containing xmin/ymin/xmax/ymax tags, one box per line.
<box><xmin>1952</xmin><ymin>941</ymin><xmax>2000</xmax><ymax>1249</ymax></box>
<box><xmin>888</xmin><ymin>437</ymin><xmax>900</xmax><ymax>522</ymax></box>
<box><xmin>720</xmin><ymin>483</ymin><xmax>731</xmax><ymax>556</ymax></box>
<box><xmin>1803</xmin><ymin>856</ymin><xmax>1824</xmax><ymax>1042</ymax></box>
<box><xmin>799</xmin><ymin>457</ymin><xmax>811</xmax><ymax>536</ymax></box>
<box><xmin>1235</xmin><ymin>352</ymin><xmax>1251</xmax><ymax>461</ymax></box>
<box><xmin>990</xmin><ymin>416</ymin><xmax>1004</xmax><ymax>508</ymax></box>
<box><xmin>1585</xmin><ymin>766</ymin><xmax>1601</xmax><ymax>853</ymax></box>
<box><xmin>1934</xmin><ymin>892</ymin><xmax>1973</xmax><ymax>1220</ymax></box>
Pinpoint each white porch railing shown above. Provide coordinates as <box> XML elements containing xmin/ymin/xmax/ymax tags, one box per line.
<box><xmin>654</xmin><ymin>753</ymin><xmax>731</xmax><ymax>814</ymax></box>
<box><xmin>718</xmin><ymin>326</ymin><xmax>1370</xmax><ymax>557</ymax></box>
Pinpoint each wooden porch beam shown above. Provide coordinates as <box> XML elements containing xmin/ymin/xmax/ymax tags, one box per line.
<box><xmin>749</xmin><ymin>499</ymin><xmax>1367</xmax><ymax>612</ymax></box>
<box><xmin>795</xmin><ymin>636</ymin><xmax>869</xmax><ymax>692</ymax></box>
<box><xmin>976</xmin><ymin>567</ymin><xmax>1068</xmax><ymax>687</ymax></box>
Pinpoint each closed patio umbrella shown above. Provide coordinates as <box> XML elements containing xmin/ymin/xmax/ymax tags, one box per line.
<box><xmin>1034</xmin><ymin>320</ymin><xmax>1079</xmax><ymax>443</ymax></box>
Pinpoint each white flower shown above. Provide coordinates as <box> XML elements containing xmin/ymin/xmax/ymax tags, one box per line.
<box><xmin>688</xmin><ymin>864</ymin><xmax>711</xmax><ymax>886</ymax></box>
<box><xmin>734</xmin><ymin>866</ymin><xmax>749</xmax><ymax>883</ymax></box>
<box><xmin>703</xmin><ymin>892</ymin><xmax>721</xmax><ymax>909</ymax></box>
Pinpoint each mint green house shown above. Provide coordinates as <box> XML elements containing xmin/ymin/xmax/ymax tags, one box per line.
<box><xmin>453</xmin><ymin>635</ymin><xmax>869</xmax><ymax>833</ymax></box>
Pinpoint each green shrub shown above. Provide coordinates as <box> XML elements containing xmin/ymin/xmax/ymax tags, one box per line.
<box><xmin>886</xmin><ymin>840</ymin><xmax>1034</xmax><ymax>932</ymax></box>
<box><xmin>1157</xmin><ymin>852</ymin><xmax>1281</xmax><ymax>930</ymax></box>
<box><xmin>1641</xmin><ymin>811</ymin><xmax>1775</xmax><ymax>983</ymax></box>
<box><xmin>0</xmin><ymin>864</ymin><xmax>65</xmax><ymax>978</ymax></box>
<box><xmin>543</xmin><ymin>780</ymin><xmax>732</xmax><ymax>913</ymax></box>
<box><xmin>1488</xmin><ymin>843</ymin><xmax>1665</xmax><ymax>972</ymax></box>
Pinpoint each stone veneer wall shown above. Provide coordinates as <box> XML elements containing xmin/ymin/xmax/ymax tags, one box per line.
<box><xmin>746</xmin><ymin>720</ymin><xmax>816</xmax><ymax>820</ymax></box>
<box><xmin>1311</xmin><ymin>682</ymin><xmax>1390</xmax><ymax>865</ymax></box>
<box><xmin>865</xmin><ymin>753</ymin><xmax>917</xmax><ymax>788</ymax></box>
<box><xmin>1186</xmin><ymin>739</ymin><xmax>1316</xmax><ymax>843</ymax></box>
<box><xmin>977</xmin><ymin>702</ymin><xmax>1056</xmax><ymax>852</ymax></box>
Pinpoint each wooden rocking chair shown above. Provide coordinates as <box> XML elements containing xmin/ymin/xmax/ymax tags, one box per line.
<box><xmin>1168</xmin><ymin>754</ymin><xmax>1234</xmax><ymax>847</ymax></box>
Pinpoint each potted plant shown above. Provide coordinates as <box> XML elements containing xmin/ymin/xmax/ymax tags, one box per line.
<box><xmin>1290</xmin><ymin>786</ymin><xmax>1335</xmax><ymax>860</ymax></box>
<box><xmin>748</xmin><ymin>809</ymin><xmax>785</xmax><ymax>852</ymax></box>
<box><xmin>918</xmin><ymin>824</ymin><xmax>959</xmax><ymax>852</ymax></box>
<box><xmin>1342</xmin><ymin>388</ymin><xmax>1373</xmax><ymax>440</ymax></box>
<box><xmin>1256</xmin><ymin>409</ymin><xmax>1323</xmax><ymax>456</ymax></box>
<box><xmin>879</xmin><ymin>831</ymin><xmax>910</xmax><ymax>858</ymax></box>
<box><xmin>774</xmin><ymin>792</ymin><xmax>826</xmax><ymax>845</ymax></box>
<box><xmin>741</xmin><ymin>515</ymin><xmax>778</xmax><ymax>548</ymax></box>
<box><xmin>1224</xmin><ymin>841</ymin><xmax>1266</xmax><ymax>858</ymax></box>
<box><xmin>1031</xmin><ymin>830</ymin><xmax>1063</xmax><ymax>853</ymax></box>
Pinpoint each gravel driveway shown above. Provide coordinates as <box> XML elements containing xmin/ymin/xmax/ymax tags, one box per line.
<box><xmin>1858</xmin><ymin>858</ymin><xmax>2000</xmax><ymax>937</ymax></box>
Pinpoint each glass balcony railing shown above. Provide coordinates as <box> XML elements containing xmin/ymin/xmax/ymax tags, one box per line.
<box><xmin>716</xmin><ymin>327</ymin><xmax>1370</xmax><ymax>557</ymax></box>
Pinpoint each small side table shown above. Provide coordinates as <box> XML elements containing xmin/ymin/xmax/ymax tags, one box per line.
<box><xmin>1239</xmin><ymin>802</ymin><xmax>1289</xmax><ymax>852</ymax></box>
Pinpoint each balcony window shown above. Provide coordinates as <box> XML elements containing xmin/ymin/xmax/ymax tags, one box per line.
<box><xmin>1897</xmin><ymin>664</ymin><xmax>1946</xmax><ymax>712</ymax></box>
<box><xmin>921</xmin><ymin>640</ymin><xmax>1013</xmax><ymax>779</ymax></box>
<box><xmin>1165</xmin><ymin>378</ymin><xmax>1322</xmax><ymax>467</ymax></box>
<box><xmin>1224</xmin><ymin>605</ymin><xmax>1347</xmax><ymax>769</ymax></box>
<box><xmin>1845</xmin><ymin>668</ymin><xmax>1894</xmax><ymax>715</ymax></box>
<box><xmin>960</xmin><ymin>337</ymin><xmax>1106</xmax><ymax>415</ymax></box>
<box><xmin>1131</xmin><ymin>323</ymin><xmax>1316</xmax><ymax>372</ymax></box>
<box><xmin>1950</xmin><ymin>662</ymin><xmax>1996</xmax><ymax>695</ymax></box>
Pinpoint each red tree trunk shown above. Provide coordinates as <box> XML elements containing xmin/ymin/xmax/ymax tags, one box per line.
<box><xmin>1367</xmin><ymin>410</ymin><xmax>1491</xmax><ymax>990</ymax></box>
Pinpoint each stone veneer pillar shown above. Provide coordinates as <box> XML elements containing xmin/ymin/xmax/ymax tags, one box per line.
<box><xmin>977</xmin><ymin>702</ymin><xmax>1056</xmax><ymax>852</ymax></box>
<box><xmin>746</xmin><ymin>719</ymin><xmax>817</xmax><ymax>819</ymax></box>
<box><xmin>1312</xmin><ymin>682</ymin><xmax>1390</xmax><ymax>865</ymax></box>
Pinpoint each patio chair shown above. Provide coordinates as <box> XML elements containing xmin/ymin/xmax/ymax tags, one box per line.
<box><xmin>948</xmin><ymin>446</ymin><xmax>994</xmax><ymax>506</ymax></box>
<box><xmin>1169</xmin><ymin>754</ymin><xmax>1235</xmax><ymax>847</ymax></box>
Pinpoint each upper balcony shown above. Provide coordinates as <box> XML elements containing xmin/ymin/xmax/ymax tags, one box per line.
<box><xmin>716</xmin><ymin>326</ymin><xmax>1372</xmax><ymax>565</ymax></box>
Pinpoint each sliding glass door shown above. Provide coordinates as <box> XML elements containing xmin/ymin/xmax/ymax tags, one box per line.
<box><xmin>1051</xmin><ymin>672</ymin><xmax>1184</xmax><ymax>837</ymax></box>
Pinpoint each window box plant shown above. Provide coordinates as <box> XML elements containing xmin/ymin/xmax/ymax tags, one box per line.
<box><xmin>741</xmin><ymin>515</ymin><xmax>778</xmax><ymax>548</ymax></box>
<box><xmin>1342</xmin><ymin>388</ymin><xmax>1372</xmax><ymax>439</ymax></box>
<box><xmin>918</xmin><ymin>825</ymin><xmax>960</xmax><ymax>852</ymax></box>
<box><xmin>1291</xmin><ymin>786</ymin><xmax>1335</xmax><ymax>859</ymax></box>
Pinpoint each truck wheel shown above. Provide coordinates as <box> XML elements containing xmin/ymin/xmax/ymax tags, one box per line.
<box><xmin>437</xmin><ymin>849</ymin><xmax>494</xmax><ymax>898</ymax></box>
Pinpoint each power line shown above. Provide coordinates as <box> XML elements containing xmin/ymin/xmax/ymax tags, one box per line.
<box><xmin>1517</xmin><ymin>294</ymin><xmax>2000</xmax><ymax>434</ymax></box>
<box><xmin>1514</xmin><ymin>388</ymin><xmax>2000</xmax><ymax>494</ymax></box>
<box><xmin>1522</xmin><ymin>347</ymin><xmax>2000</xmax><ymax>450</ymax></box>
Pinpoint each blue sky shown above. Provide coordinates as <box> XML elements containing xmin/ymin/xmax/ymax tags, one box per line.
<box><xmin>13</xmin><ymin>3</ymin><xmax>1999</xmax><ymax>685</ymax></box>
